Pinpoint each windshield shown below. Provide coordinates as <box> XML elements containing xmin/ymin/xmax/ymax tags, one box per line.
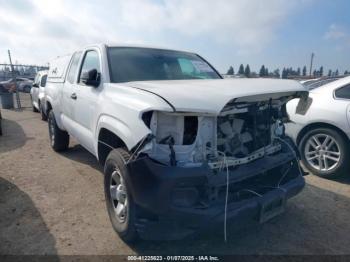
<box><xmin>107</xmin><ymin>47</ymin><xmax>221</xmax><ymax>83</ymax></box>
<box><xmin>304</xmin><ymin>78</ymin><xmax>340</xmax><ymax>90</ymax></box>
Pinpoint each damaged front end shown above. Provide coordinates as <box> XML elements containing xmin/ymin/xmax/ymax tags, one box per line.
<box><xmin>125</xmin><ymin>92</ymin><xmax>307</xmax><ymax>240</ymax></box>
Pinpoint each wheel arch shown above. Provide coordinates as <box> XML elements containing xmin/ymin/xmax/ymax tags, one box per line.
<box><xmin>95</xmin><ymin>114</ymin><xmax>151</xmax><ymax>164</ymax></box>
<box><xmin>296</xmin><ymin>122</ymin><xmax>350</xmax><ymax>145</ymax></box>
<box><xmin>97</xmin><ymin>127</ymin><xmax>128</xmax><ymax>166</ymax></box>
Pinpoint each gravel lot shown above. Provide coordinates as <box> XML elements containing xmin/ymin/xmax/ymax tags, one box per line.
<box><xmin>1</xmin><ymin>94</ymin><xmax>350</xmax><ymax>255</ymax></box>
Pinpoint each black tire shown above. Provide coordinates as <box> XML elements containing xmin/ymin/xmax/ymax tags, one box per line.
<box><xmin>0</xmin><ymin>111</ymin><xmax>2</xmax><ymax>136</ymax></box>
<box><xmin>48</xmin><ymin>110</ymin><xmax>69</xmax><ymax>152</ymax></box>
<box><xmin>104</xmin><ymin>148</ymin><xmax>138</xmax><ymax>243</ymax></box>
<box><xmin>39</xmin><ymin>101</ymin><xmax>48</xmax><ymax>121</ymax></box>
<box><xmin>31</xmin><ymin>96</ymin><xmax>39</xmax><ymax>112</ymax></box>
<box><xmin>299</xmin><ymin>127</ymin><xmax>349</xmax><ymax>178</ymax></box>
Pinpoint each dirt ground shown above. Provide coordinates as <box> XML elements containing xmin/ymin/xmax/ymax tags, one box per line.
<box><xmin>1</xmin><ymin>94</ymin><xmax>350</xmax><ymax>255</ymax></box>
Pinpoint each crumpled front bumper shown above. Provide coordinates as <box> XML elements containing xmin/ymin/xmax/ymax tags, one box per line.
<box><xmin>125</xmin><ymin>145</ymin><xmax>305</xmax><ymax>240</ymax></box>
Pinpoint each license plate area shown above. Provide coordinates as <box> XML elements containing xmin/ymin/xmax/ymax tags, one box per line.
<box><xmin>258</xmin><ymin>191</ymin><xmax>286</xmax><ymax>223</ymax></box>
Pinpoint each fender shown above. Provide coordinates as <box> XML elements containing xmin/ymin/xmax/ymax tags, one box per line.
<box><xmin>95</xmin><ymin>114</ymin><xmax>151</xmax><ymax>157</ymax></box>
<box><xmin>45</xmin><ymin>95</ymin><xmax>65</xmax><ymax>130</ymax></box>
<box><xmin>38</xmin><ymin>92</ymin><xmax>45</xmax><ymax>102</ymax></box>
<box><xmin>296</xmin><ymin>120</ymin><xmax>350</xmax><ymax>145</ymax></box>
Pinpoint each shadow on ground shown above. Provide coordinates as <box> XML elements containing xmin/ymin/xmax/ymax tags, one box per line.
<box><xmin>130</xmin><ymin>183</ymin><xmax>350</xmax><ymax>255</ymax></box>
<box><xmin>0</xmin><ymin>118</ymin><xmax>28</xmax><ymax>153</ymax></box>
<box><xmin>0</xmin><ymin>177</ymin><xmax>58</xmax><ymax>256</ymax></box>
<box><xmin>61</xmin><ymin>144</ymin><xmax>102</xmax><ymax>172</ymax></box>
<box><xmin>303</xmin><ymin>164</ymin><xmax>350</xmax><ymax>186</ymax></box>
<box><xmin>333</xmin><ymin>175</ymin><xmax>350</xmax><ymax>185</ymax></box>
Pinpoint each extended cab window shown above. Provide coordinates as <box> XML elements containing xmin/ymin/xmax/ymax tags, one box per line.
<box><xmin>79</xmin><ymin>50</ymin><xmax>101</xmax><ymax>84</ymax></box>
<box><xmin>335</xmin><ymin>84</ymin><xmax>350</xmax><ymax>99</ymax></box>
<box><xmin>40</xmin><ymin>75</ymin><xmax>47</xmax><ymax>87</ymax></box>
<box><xmin>67</xmin><ymin>52</ymin><xmax>82</xmax><ymax>84</ymax></box>
<box><xmin>107</xmin><ymin>47</ymin><xmax>221</xmax><ymax>83</ymax></box>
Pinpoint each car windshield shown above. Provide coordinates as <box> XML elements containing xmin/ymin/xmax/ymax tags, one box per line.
<box><xmin>3</xmin><ymin>78</ymin><xmax>27</xmax><ymax>83</ymax></box>
<box><xmin>107</xmin><ymin>47</ymin><xmax>221</xmax><ymax>83</ymax></box>
<box><xmin>2</xmin><ymin>79</ymin><xmax>14</xmax><ymax>83</ymax></box>
<box><xmin>304</xmin><ymin>78</ymin><xmax>340</xmax><ymax>90</ymax></box>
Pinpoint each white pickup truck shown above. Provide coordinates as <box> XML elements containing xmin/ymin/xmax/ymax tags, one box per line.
<box><xmin>45</xmin><ymin>44</ymin><xmax>308</xmax><ymax>242</ymax></box>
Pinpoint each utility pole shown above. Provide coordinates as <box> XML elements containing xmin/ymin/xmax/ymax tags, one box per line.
<box><xmin>8</xmin><ymin>50</ymin><xmax>21</xmax><ymax>109</ymax></box>
<box><xmin>309</xmin><ymin>52</ymin><xmax>315</xmax><ymax>77</ymax></box>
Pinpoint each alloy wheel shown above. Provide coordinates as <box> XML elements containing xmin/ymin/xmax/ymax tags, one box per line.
<box><xmin>304</xmin><ymin>133</ymin><xmax>341</xmax><ymax>172</ymax></box>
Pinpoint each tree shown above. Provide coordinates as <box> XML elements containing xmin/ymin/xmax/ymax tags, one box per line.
<box><xmin>282</xmin><ymin>68</ymin><xmax>287</xmax><ymax>79</ymax></box>
<box><xmin>319</xmin><ymin>66</ymin><xmax>323</xmax><ymax>77</ymax></box>
<box><xmin>335</xmin><ymin>69</ymin><xmax>339</xmax><ymax>76</ymax></box>
<box><xmin>313</xmin><ymin>70</ymin><xmax>317</xmax><ymax>76</ymax></box>
<box><xmin>297</xmin><ymin>67</ymin><xmax>301</xmax><ymax>76</ymax></box>
<box><xmin>273</xmin><ymin>69</ymin><xmax>280</xmax><ymax>78</ymax></box>
<box><xmin>238</xmin><ymin>64</ymin><xmax>245</xmax><ymax>75</ymax></box>
<box><xmin>227</xmin><ymin>66</ymin><xmax>234</xmax><ymax>75</ymax></box>
<box><xmin>302</xmin><ymin>66</ymin><xmax>307</xmax><ymax>76</ymax></box>
<box><xmin>244</xmin><ymin>64</ymin><xmax>251</xmax><ymax>77</ymax></box>
<box><xmin>259</xmin><ymin>65</ymin><xmax>266</xmax><ymax>77</ymax></box>
<box><xmin>265</xmin><ymin>67</ymin><xmax>269</xmax><ymax>76</ymax></box>
<box><xmin>344</xmin><ymin>70</ymin><xmax>349</xmax><ymax>75</ymax></box>
<box><xmin>328</xmin><ymin>70</ymin><xmax>332</xmax><ymax>77</ymax></box>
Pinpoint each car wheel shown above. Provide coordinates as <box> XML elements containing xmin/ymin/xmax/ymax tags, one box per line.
<box><xmin>39</xmin><ymin>102</ymin><xmax>48</xmax><ymax>121</ymax></box>
<box><xmin>299</xmin><ymin>127</ymin><xmax>349</xmax><ymax>178</ymax></box>
<box><xmin>31</xmin><ymin>96</ymin><xmax>39</xmax><ymax>112</ymax></box>
<box><xmin>0</xmin><ymin>112</ymin><xmax>2</xmax><ymax>136</ymax></box>
<box><xmin>48</xmin><ymin>110</ymin><xmax>69</xmax><ymax>152</ymax></box>
<box><xmin>104</xmin><ymin>148</ymin><xmax>138</xmax><ymax>243</ymax></box>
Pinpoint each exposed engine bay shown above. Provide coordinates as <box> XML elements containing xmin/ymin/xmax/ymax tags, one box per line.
<box><xmin>140</xmin><ymin>95</ymin><xmax>294</xmax><ymax>169</ymax></box>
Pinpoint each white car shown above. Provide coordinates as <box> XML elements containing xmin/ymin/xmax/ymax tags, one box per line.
<box><xmin>45</xmin><ymin>44</ymin><xmax>308</xmax><ymax>242</ymax></box>
<box><xmin>286</xmin><ymin>76</ymin><xmax>350</xmax><ymax>178</ymax></box>
<box><xmin>30</xmin><ymin>70</ymin><xmax>48</xmax><ymax>120</ymax></box>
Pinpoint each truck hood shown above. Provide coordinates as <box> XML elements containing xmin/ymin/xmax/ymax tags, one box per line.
<box><xmin>122</xmin><ymin>78</ymin><xmax>308</xmax><ymax>114</ymax></box>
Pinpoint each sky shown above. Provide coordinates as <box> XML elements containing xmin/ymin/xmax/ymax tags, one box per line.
<box><xmin>0</xmin><ymin>0</ymin><xmax>349</xmax><ymax>74</ymax></box>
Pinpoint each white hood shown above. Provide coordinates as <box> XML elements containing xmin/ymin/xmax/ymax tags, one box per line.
<box><xmin>123</xmin><ymin>78</ymin><xmax>308</xmax><ymax>114</ymax></box>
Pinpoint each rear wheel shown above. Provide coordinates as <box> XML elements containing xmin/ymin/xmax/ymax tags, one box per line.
<box><xmin>299</xmin><ymin>127</ymin><xmax>349</xmax><ymax>178</ymax></box>
<box><xmin>48</xmin><ymin>110</ymin><xmax>69</xmax><ymax>152</ymax></box>
<box><xmin>0</xmin><ymin>110</ymin><xmax>2</xmax><ymax>136</ymax></box>
<box><xmin>31</xmin><ymin>96</ymin><xmax>39</xmax><ymax>112</ymax></box>
<box><xmin>104</xmin><ymin>148</ymin><xmax>138</xmax><ymax>243</ymax></box>
<box><xmin>39</xmin><ymin>101</ymin><xmax>47</xmax><ymax>121</ymax></box>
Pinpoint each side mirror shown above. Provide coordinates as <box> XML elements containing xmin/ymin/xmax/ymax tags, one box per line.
<box><xmin>81</xmin><ymin>69</ymin><xmax>100</xmax><ymax>88</ymax></box>
<box><xmin>32</xmin><ymin>83</ymin><xmax>39</xmax><ymax>88</ymax></box>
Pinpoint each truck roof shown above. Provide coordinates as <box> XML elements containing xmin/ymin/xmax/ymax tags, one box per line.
<box><xmin>84</xmin><ymin>43</ymin><xmax>194</xmax><ymax>54</ymax></box>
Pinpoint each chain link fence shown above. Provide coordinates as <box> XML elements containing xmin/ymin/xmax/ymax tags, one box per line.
<box><xmin>0</xmin><ymin>63</ymin><xmax>49</xmax><ymax>109</ymax></box>
<box><xmin>0</xmin><ymin>63</ymin><xmax>48</xmax><ymax>81</ymax></box>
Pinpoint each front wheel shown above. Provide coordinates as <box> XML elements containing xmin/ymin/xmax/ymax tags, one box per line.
<box><xmin>299</xmin><ymin>128</ymin><xmax>349</xmax><ymax>178</ymax></box>
<box><xmin>104</xmin><ymin>148</ymin><xmax>138</xmax><ymax>243</ymax></box>
<box><xmin>48</xmin><ymin>110</ymin><xmax>69</xmax><ymax>152</ymax></box>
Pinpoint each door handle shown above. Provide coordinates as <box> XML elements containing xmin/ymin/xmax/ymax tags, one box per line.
<box><xmin>70</xmin><ymin>93</ymin><xmax>77</xmax><ymax>100</ymax></box>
